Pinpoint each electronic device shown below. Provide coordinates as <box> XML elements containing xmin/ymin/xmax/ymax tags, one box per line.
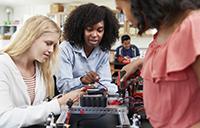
<box><xmin>51</xmin><ymin>86</ymin><xmax>129</xmax><ymax>128</ymax></box>
<box><xmin>45</xmin><ymin>80</ymin><xmax>133</xmax><ymax>128</ymax></box>
<box><xmin>56</xmin><ymin>106</ymin><xmax>130</xmax><ymax>128</ymax></box>
<box><xmin>80</xmin><ymin>88</ymin><xmax>107</xmax><ymax>107</ymax></box>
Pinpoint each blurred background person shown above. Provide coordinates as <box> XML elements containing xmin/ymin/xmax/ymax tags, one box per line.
<box><xmin>115</xmin><ymin>34</ymin><xmax>140</xmax><ymax>64</ymax></box>
<box><xmin>114</xmin><ymin>34</ymin><xmax>140</xmax><ymax>71</ymax></box>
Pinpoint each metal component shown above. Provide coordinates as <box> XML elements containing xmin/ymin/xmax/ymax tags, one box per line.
<box><xmin>130</xmin><ymin>114</ymin><xmax>141</xmax><ymax>128</ymax></box>
<box><xmin>56</xmin><ymin>106</ymin><xmax>130</xmax><ymax>127</ymax></box>
<box><xmin>118</xmin><ymin>109</ymin><xmax>130</xmax><ymax>127</ymax></box>
<box><xmin>46</xmin><ymin>112</ymin><xmax>56</xmax><ymax>128</ymax></box>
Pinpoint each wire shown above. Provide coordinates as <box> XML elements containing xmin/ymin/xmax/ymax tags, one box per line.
<box><xmin>96</xmin><ymin>81</ymin><xmax>108</xmax><ymax>91</ymax></box>
<box><xmin>65</xmin><ymin>111</ymin><xmax>71</xmax><ymax>125</ymax></box>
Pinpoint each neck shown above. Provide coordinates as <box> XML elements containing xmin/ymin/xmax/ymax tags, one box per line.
<box><xmin>12</xmin><ymin>53</ymin><xmax>35</xmax><ymax>77</ymax></box>
<box><xmin>84</xmin><ymin>46</ymin><xmax>94</xmax><ymax>57</ymax></box>
<box><xmin>13</xmin><ymin>53</ymin><xmax>34</xmax><ymax>69</ymax></box>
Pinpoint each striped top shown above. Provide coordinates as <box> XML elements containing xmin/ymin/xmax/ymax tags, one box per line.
<box><xmin>22</xmin><ymin>73</ymin><xmax>36</xmax><ymax>104</ymax></box>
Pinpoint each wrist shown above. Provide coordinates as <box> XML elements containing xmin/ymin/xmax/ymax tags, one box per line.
<box><xmin>57</xmin><ymin>95</ymin><xmax>69</xmax><ymax>107</ymax></box>
<box><xmin>57</xmin><ymin>96</ymin><xmax>64</xmax><ymax>106</ymax></box>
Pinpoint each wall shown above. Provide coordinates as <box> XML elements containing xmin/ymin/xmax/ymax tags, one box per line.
<box><xmin>8</xmin><ymin>4</ymin><xmax>153</xmax><ymax>49</ymax></box>
<box><xmin>0</xmin><ymin>4</ymin><xmax>50</xmax><ymax>25</ymax></box>
<box><xmin>0</xmin><ymin>4</ymin><xmax>153</xmax><ymax>50</ymax></box>
<box><xmin>13</xmin><ymin>5</ymin><xmax>49</xmax><ymax>25</ymax></box>
<box><xmin>0</xmin><ymin>6</ymin><xmax>5</xmax><ymax>25</ymax></box>
<box><xmin>0</xmin><ymin>4</ymin><xmax>50</xmax><ymax>49</ymax></box>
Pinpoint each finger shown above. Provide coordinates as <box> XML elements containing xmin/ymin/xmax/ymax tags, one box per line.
<box><xmin>80</xmin><ymin>90</ymin><xmax>86</xmax><ymax>96</ymax></box>
<box><xmin>87</xmin><ymin>72</ymin><xmax>99</xmax><ymax>81</ymax></box>
<box><xmin>85</xmin><ymin>74</ymin><xmax>96</xmax><ymax>83</ymax></box>
<box><xmin>84</xmin><ymin>76</ymin><xmax>93</xmax><ymax>83</ymax></box>
<box><xmin>94</xmin><ymin>75</ymin><xmax>100</xmax><ymax>82</ymax></box>
<box><xmin>81</xmin><ymin>75</ymin><xmax>92</xmax><ymax>84</ymax></box>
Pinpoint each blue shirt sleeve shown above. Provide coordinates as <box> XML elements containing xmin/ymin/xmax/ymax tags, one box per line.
<box><xmin>96</xmin><ymin>51</ymin><xmax>118</xmax><ymax>94</ymax></box>
<box><xmin>55</xmin><ymin>42</ymin><xmax>84</xmax><ymax>93</ymax></box>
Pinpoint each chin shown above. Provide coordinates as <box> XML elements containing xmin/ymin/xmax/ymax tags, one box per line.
<box><xmin>38</xmin><ymin>58</ymin><xmax>47</xmax><ymax>63</ymax></box>
<box><xmin>88</xmin><ymin>41</ymin><xmax>100</xmax><ymax>46</ymax></box>
<box><xmin>91</xmin><ymin>43</ymin><xmax>99</xmax><ymax>47</ymax></box>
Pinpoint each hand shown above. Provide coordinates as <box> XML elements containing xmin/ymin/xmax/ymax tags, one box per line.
<box><xmin>124</xmin><ymin>56</ymin><xmax>130</xmax><ymax>59</ymax></box>
<box><xmin>57</xmin><ymin>89</ymin><xmax>85</xmax><ymax>106</ymax></box>
<box><xmin>122</xmin><ymin>58</ymin><xmax>131</xmax><ymax>64</ymax></box>
<box><xmin>121</xmin><ymin>58</ymin><xmax>143</xmax><ymax>80</ymax></box>
<box><xmin>80</xmin><ymin>71</ymin><xmax>100</xmax><ymax>84</ymax></box>
<box><xmin>117</xmin><ymin>56</ymin><xmax>124</xmax><ymax>63</ymax></box>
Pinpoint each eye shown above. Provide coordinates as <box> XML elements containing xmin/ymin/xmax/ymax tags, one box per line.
<box><xmin>97</xmin><ymin>28</ymin><xmax>104</xmax><ymax>33</ymax></box>
<box><xmin>86</xmin><ymin>27</ymin><xmax>93</xmax><ymax>32</ymax></box>
<box><xmin>53</xmin><ymin>43</ymin><xmax>58</xmax><ymax>49</ymax></box>
<box><xmin>45</xmin><ymin>41</ymin><xmax>53</xmax><ymax>46</ymax></box>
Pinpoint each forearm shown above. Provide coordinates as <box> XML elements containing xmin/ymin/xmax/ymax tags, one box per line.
<box><xmin>0</xmin><ymin>99</ymin><xmax>60</xmax><ymax>127</ymax></box>
<box><xmin>121</xmin><ymin>58</ymin><xmax>143</xmax><ymax>79</ymax></box>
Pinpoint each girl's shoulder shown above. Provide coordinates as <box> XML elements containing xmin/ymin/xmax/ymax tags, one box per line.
<box><xmin>183</xmin><ymin>9</ymin><xmax>200</xmax><ymax>25</ymax></box>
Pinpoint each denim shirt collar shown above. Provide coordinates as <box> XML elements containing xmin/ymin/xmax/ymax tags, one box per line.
<box><xmin>73</xmin><ymin>46</ymin><xmax>101</xmax><ymax>59</ymax></box>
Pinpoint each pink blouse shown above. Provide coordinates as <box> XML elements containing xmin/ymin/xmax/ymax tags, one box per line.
<box><xmin>142</xmin><ymin>10</ymin><xmax>200</xmax><ymax>128</ymax></box>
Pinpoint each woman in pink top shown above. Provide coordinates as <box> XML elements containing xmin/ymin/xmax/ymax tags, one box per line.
<box><xmin>115</xmin><ymin>0</ymin><xmax>200</xmax><ymax>127</ymax></box>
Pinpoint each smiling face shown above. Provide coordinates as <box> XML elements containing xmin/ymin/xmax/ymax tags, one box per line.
<box><xmin>84</xmin><ymin>21</ymin><xmax>104</xmax><ymax>50</ymax></box>
<box><xmin>29</xmin><ymin>32</ymin><xmax>60</xmax><ymax>63</ymax></box>
<box><xmin>115</xmin><ymin>0</ymin><xmax>138</xmax><ymax>27</ymax></box>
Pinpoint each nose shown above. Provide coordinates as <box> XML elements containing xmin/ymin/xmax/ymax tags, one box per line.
<box><xmin>48</xmin><ymin>45</ymin><xmax>54</xmax><ymax>53</ymax></box>
<box><xmin>91</xmin><ymin>31</ymin><xmax>98</xmax><ymax>37</ymax></box>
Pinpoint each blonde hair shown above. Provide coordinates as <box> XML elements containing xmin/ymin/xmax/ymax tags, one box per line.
<box><xmin>3</xmin><ymin>15</ymin><xmax>61</xmax><ymax>97</ymax></box>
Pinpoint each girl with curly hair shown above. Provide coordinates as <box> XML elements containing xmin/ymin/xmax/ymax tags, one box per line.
<box><xmin>56</xmin><ymin>3</ymin><xmax>120</xmax><ymax>94</ymax></box>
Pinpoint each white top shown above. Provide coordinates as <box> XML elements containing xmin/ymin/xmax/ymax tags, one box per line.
<box><xmin>0</xmin><ymin>52</ymin><xmax>60</xmax><ymax>128</ymax></box>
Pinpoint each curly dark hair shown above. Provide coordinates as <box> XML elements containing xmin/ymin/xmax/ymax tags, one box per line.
<box><xmin>130</xmin><ymin>0</ymin><xmax>200</xmax><ymax>35</ymax></box>
<box><xmin>63</xmin><ymin>3</ymin><xmax>119</xmax><ymax>51</ymax></box>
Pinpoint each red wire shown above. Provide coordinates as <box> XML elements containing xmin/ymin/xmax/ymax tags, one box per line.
<box><xmin>66</xmin><ymin>111</ymin><xmax>71</xmax><ymax>125</ymax></box>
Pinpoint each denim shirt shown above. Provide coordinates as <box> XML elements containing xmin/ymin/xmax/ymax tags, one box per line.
<box><xmin>55</xmin><ymin>41</ymin><xmax>117</xmax><ymax>94</ymax></box>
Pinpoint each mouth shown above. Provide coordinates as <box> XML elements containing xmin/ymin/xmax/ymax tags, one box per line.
<box><xmin>89</xmin><ymin>40</ymin><xmax>99</xmax><ymax>44</ymax></box>
<box><xmin>43</xmin><ymin>53</ymin><xmax>50</xmax><ymax>58</ymax></box>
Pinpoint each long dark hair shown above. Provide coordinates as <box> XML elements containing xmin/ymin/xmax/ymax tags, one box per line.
<box><xmin>130</xmin><ymin>0</ymin><xmax>200</xmax><ymax>35</ymax></box>
<box><xmin>63</xmin><ymin>3</ymin><xmax>119</xmax><ymax>51</ymax></box>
